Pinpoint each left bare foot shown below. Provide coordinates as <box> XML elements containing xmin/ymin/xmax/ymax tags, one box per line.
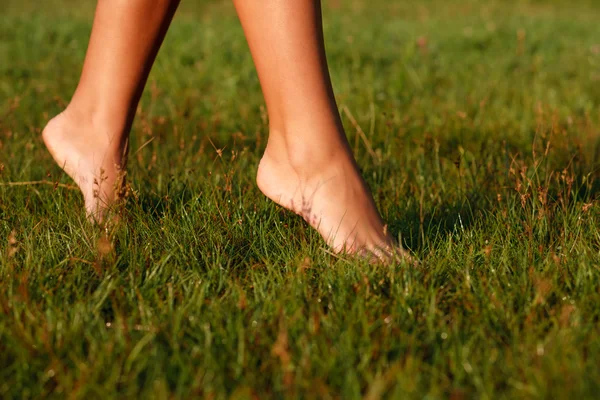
<box><xmin>42</xmin><ymin>107</ymin><xmax>127</xmax><ymax>221</ymax></box>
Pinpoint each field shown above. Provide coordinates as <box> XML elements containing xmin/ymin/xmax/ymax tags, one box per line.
<box><xmin>2</xmin><ymin>0</ymin><xmax>600</xmax><ymax>398</ymax></box>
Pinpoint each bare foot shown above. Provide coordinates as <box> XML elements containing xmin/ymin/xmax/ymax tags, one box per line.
<box><xmin>257</xmin><ymin>137</ymin><xmax>407</xmax><ymax>261</ymax></box>
<box><xmin>42</xmin><ymin>108</ymin><xmax>127</xmax><ymax>221</ymax></box>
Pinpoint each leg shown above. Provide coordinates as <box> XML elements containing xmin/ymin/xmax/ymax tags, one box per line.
<box><xmin>43</xmin><ymin>0</ymin><xmax>180</xmax><ymax>219</ymax></box>
<box><xmin>233</xmin><ymin>0</ymin><xmax>399</xmax><ymax>256</ymax></box>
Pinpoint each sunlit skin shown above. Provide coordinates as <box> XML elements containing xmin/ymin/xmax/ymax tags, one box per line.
<box><xmin>43</xmin><ymin>0</ymin><xmax>406</xmax><ymax>259</ymax></box>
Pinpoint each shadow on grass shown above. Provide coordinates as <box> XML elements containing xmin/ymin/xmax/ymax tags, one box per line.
<box><xmin>387</xmin><ymin>191</ymin><xmax>492</xmax><ymax>253</ymax></box>
<box><xmin>388</xmin><ymin>172</ymin><xmax>600</xmax><ymax>254</ymax></box>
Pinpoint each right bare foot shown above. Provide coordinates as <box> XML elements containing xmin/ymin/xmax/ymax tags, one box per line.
<box><xmin>42</xmin><ymin>108</ymin><xmax>127</xmax><ymax>221</ymax></box>
<box><xmin>256</xmin><ymin>135</ymin><xmax>408</xmax><ymax>261</ymax></box>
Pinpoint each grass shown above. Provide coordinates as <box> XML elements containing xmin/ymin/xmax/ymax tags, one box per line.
<box><xmin>1</xmin><ymin>0</ymin><xmax>600</xmax><ymax>398</ymax></box>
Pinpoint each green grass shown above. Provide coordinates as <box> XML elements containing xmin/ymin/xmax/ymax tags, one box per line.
<box><xmin>2</xmin><ymin>0</ymin><xmax>600</xmax><ymax>398</ymax></box>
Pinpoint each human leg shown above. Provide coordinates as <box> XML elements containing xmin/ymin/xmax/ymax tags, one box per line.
<box><xmin>43</xmin><ymin>0</ymin><xmax>180</xmax><ymax>219</ymax></box>
<box><xmin>233</xmin><ymin>0</ymin><xmax>398</xmax><ymax>256</ymax></box>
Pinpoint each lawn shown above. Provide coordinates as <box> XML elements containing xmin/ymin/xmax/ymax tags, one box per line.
<box><xmin>1</xmin><ymin>0</ymin><xmax>600</xmax><ymax>398</ymax></box>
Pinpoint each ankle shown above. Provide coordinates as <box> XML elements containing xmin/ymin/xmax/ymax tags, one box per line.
<box><xmin>60</xmin><ymin>103</ymin><xmax>129</xmax><ymax>151</ymax></box>
<box><xmin>66</xmin><ymin>102</ymin><xmax>123</xmax><ymax>129</ymax></box>
<box><xmin>267</xmin><ymin>126</ymin><xmax>353</xmax><ymax>174</ymax></box>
